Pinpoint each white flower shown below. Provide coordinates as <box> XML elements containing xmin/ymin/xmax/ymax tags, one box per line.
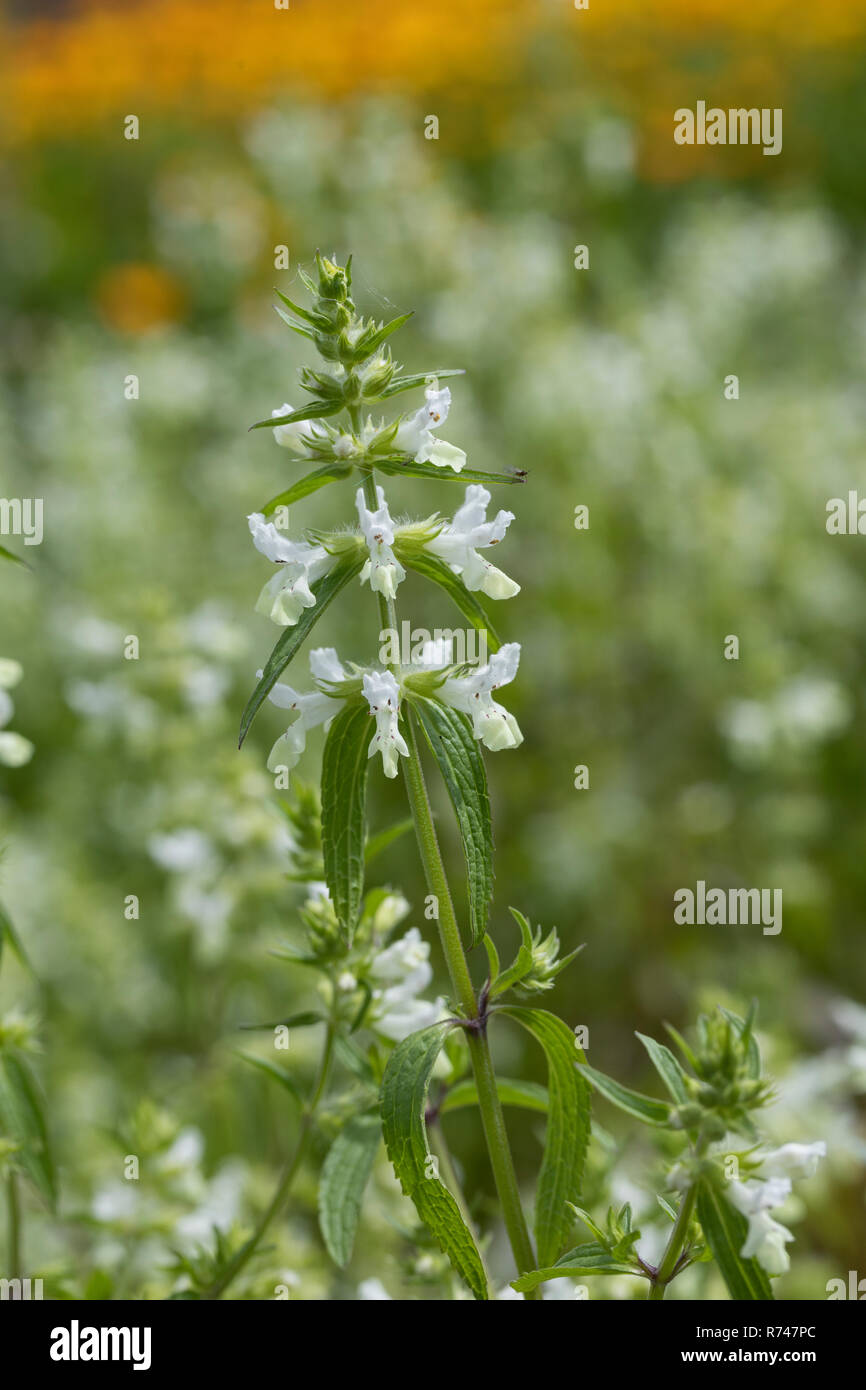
<box><xmin>395</xmin><ymin>385</ymin><xmax>466</xmax><ymax>472</ymax></box>
<box><xmin>426</xmin><ymin>485</ymin><xmax>519</xmax><ymax>599</ymax></box>
<box><xmin>271</xmin><ymin>402</ymin><xmax>328</xmax><ymax>453</ymax></box>
<box><xmin>759</xmin><ymin>1141</ymin><xmax>826</xmax><ymax>1181</ymax></box>
<box><xmin>149</xmin><ymin>828</ymin><xmax>216</xmax><ymax>874</ymax></box>
<box><xmin>355</xmin><ymin>486</ymin><xmax>406</xmax><ymax>599</ymax></box>
<box><xmin>438</xmin><ymin>642</ymin><xmax>523</xmax><ymax>751</ymax></box>
<box><xmin>362</xmin><ymin>670</ymin><xmax>408</xmax><ymax>778</ymax></box>
<box><xmin>265</xmin><ymin>648</ymin><xmax>348</xmax><ymax>773</ymax></box>
<box><xmin>369</xmin><ymin>928</ymin><xmax>445</xmax><ymax>1042</ymax></box>
<box><xmin>358</xmin><ymin>1277</ymin><xmax>392</xmax><ymax>1301</ymax></box>
<box><xmin>728</xmin><ymin>1178</ymin><xmax>795</xmax><ymax>1275</ymax></box>
<box><xmin>248</xmin><ymin>513</ymin><xmax>334</xmax><ymax>627</ymax></box>
<box><xmin>0</xmin><ymin>658</ymin><xmax>33</xmax><ymax>767</ymax></box>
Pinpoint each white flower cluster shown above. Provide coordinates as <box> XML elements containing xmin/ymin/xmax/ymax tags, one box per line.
<box><xmin>263</xmin><ymin>638</ymin><xmax>523</xmax><ymax>781</ymax></box>
<box><xmin>728</xmin><ymin>1141</ymin><xmax>826</xmax><ymax>1275</ymax></box>
<box><xmin>247</xmin><ymin>480</ymin><xmax>518</xmax><ymax>626</ymax></box>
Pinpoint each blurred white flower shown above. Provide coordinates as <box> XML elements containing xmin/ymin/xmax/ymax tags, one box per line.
<box><xmin>0</xmin><ymin>658</ymin><xmax>33</xmax><ymax>767</ymax></box>
<box><xmin>759</xmin><ymin>1141</ymin><xmax>827</xmax><ymax>1181</ymax></box>
<box><xmin>149</xmin><ymin>828</ymin><xmax>216</xmax><ymax>874</ymax></box>
<box><xmin>369</xmin><ymin>927</ymin><xmax>445</xmax><ymax>1043</ymax></box>
<box><xmin>358</xmin><ymin>1277</ymin><xmax>392</xmax><ymax>1300</ymax></box>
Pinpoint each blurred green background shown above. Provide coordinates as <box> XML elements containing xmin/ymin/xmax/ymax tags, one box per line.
<box><xmin>1</xmin><ymin>0</ymin><xmax>865</xmax><ymax>1298</ymax></box>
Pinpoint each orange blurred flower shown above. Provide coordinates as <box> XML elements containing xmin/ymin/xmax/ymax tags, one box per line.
<box><xmin>95</xmin><ymin>262</ymin><xmax>187</xmax><ymax>335</ymax></box>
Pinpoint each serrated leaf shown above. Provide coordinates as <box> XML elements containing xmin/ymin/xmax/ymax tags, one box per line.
<box><xmin>260</xmin><ymin>463</ymin><xmax>353</xmax><ymax>516</ymax></box>
<box><xmin>238</xmin><ymin>554</ymin><xmax>364</xmax><ymax>748</ymax></box>
<box><xmin>236</xmin><ymin>1052</ymin><xmax>303</xmax><ymax>1105</ymax></box>
<box><xmin>512</xmin><ymin>1243</ymin><xmax>645</xmax><ymax>1292</ymax></box>
<box><xmin>381</xmin><ymin>1023</ymin><xmax>488</xmax><ymax>1300</ymax></box>
<box><xmin>500</xmin><ymin>1007</ymin><xmax>591</xmax><ymax>1268</ymax></box>
<box><xmin>318</xmin><ymin>1112</ymin><xmax>381</xmax><ymax>1267</ymax></box>
<box><xmin>250</xmin><ymin>398</ymin><xmax>343</xmax><ymax>431</ymax></box>
<box><xmin>321</xmin><ymin>701</ymin><xmax>372</xmax><ymax>940</ymax></box>
<box><xmin>375</xmin><ymin>457</ymin><xmax>526</xmax><ymax>487</ymax></box>
<box><xmin>0</xmin><ymin>1052</ymin><xmax>56</xmax><ymax>1208</ymax></box>
<box><xmin>696</xmin><ymin>1181</ymin><xmax>775</xmax><ymax>1300</ymax></box>
<box><xmin>439</xmin><ymin>1077</ymin><xmax>549</xmax><ymax>1116</ymax></box>
<box><xmin>635</xmin><ymin>1032</ymin><xmax>690</xmax><ymax>1105</ymax></box>
<box><xmin>379</xmin><ymin>369</ymin><xmax>465</xmax><ymax>399</ymax></box>
<box><xmin>354</xmin><ymin>311</ymin><xmax>414</xmax><ymax>358</ymax></box>
<box><xmin>408</xmin><ymin>697</ymin><xmax>493</xmax><ymax>946</ymax></box>
<box><xmin>398</xmin><ymin>550</ymin><xmax>501</xmax><ymax>654</ymax></box>
<box><xmin>576</xmin><ymin>1063</ymin><xmax>672</xmax><ymax>1126</ymax></box>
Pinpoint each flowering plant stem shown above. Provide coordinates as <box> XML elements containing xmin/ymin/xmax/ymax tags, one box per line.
<box><xmin>361</xmin><ymin>468</ymin><xmax>539</xmax><ymax>1295</ymax></box>
<box><xmin>646</xmin><ymin>1181</ymin><xmax>698</xmax><ymax>1300</ymax></box>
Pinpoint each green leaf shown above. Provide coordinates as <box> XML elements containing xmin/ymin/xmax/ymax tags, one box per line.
<box><xmin>364</xmin><ymin>817</ymin><xmax>414</xmax><ymax>864</ymax></box>
<box><xmin>238</xmin><ymin>1010</ymin><xmax>324</xmax><ymax>1031</ymax></box>
<box><xmin>0</xmin><ymin>902</ymin><xmax>34</xmax><ymax>976</ymax></box>
<box><xmin>398</xmin><ymin>550</ymin><xmax>501</xmax><ymax>654</ymax></box>
<box><xmin>0</xmin><ymin>543</ymin><xmax>29</xmax><ymax>569</ymax></box>
<box><xmin>576</xmin><ymin>1063</ymin><xmax>672</xmax><ymax>1126</ymax></box>
<box><xmin>511</xmin><ymin>1243</ymin><xmax>646</xmax><ymax>1292</ymax></box>
<box><xmin>408</xmin><ymin>697</ymin><xmax>493</xmax><ymax>946</ymax></box>
<box><xmin>439</xmin><ymin>1077</ymin><xmax>549</xmax><ymax>1116</ymax></box>
<box><xmin>354</xmin><ymin>311</ymin><xmax>414</xmax><ymax>358</ymax></box>
<box><xmin>0</xmin><ymin>1052</ymin><xmax>56</xmax><ymax>1208</ymax></box>
<box><xmin>696</xmin><ymin>1182</ymin><xmax>775</xmax><ymax>1300</ymax></box>
<box><xmin>236</xmin><ymin>1052</ymin><xmax>303</xmax><ymax>1105</ymax></box>
<box><xmin>375</xmin><ymin>457</ymin><xmax>526</xmax><ymax>487</ymax></box>
<box><xmin>318</xmin><ymin>1112</ymin><xmax>381</xmax><ymax>1267</ymax></box>
<box><xmin>500</xmin><ymin>1007</ymin><xmax>591</xmax><ymax>1268</ymax></box>
<box><xmin>321</xmin><ymin>701</ymin><xmax>372</xmax><ymax>941</ymax></box>
<box><xmin>249</xmin><ymin>398</ymin><xmax>343</xmax><ymax>431</ymax></box>
<box><xmin>379</xmin><ymin>369</ymin><xmax>465</xmax><ymax>399</ymax></box>
<box><xmin>635</xmin><ymin>1032</ymin><xmax>690</xmax><ymax>1104</ymax></box>
<box><xmin>260</xmin><ymin>463</ymin><xmax>353</xmax><ymax>516</ymax></box>
<box><xmin>238</xmin><ymin>554</ymin><xmax>364</xmax><ymax>748</ymax></box>
<box><xmin>381</xmin><ymin>1023</ymin><xmax>488</xmax><ymax>1300</ymax></box>
<box><xmin>719</xmin><ymin>1007</ymin><xmax>761</xmax><ymax>1080</ymax></box>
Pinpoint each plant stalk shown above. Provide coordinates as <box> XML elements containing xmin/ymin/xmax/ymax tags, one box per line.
<box><xmin>647</xmin><ymin>1181</ymin><xmax>698</xmax><ymax>1300</ymax></box>
<box><xmin>361</xmin><ymin>471</ymin><xmax>538</xmax><ymax>1294</ymax></box>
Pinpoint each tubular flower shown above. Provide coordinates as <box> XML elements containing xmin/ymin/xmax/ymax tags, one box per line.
<box><xmin>438</xmin><ymin>642</ymin><xmax>523</xmax><ymax>751</ymax></box>
<box><xmin>395</xmin><ymin>385</ymin><xmax>466</xmax><ymax>472</ymax></box>
<box><xmin>356</xmin><ymin>485</ymin><xmax>406</xmax><ymax>599</ymax></box>
<box><xmin>727</xmin><ymin>1177</ymin><xmax>795</xmax><ymax>1275</ymax></box>
<box><xmin>264</xmin><ymin>648</ymin><xmax>348</xmax><ymax>773</ymax></box>
<box><xmin>368</xmin><ymin>927</ymin><xmax>445</xmax><ymax>1042</ymax></box>
<box><xmin>426</xmin><ymin>485</ymin><xmax>519</xmax><ymax>598</ymax></box>
<box><xmin>248</xmin><ymin>513</ymin><xmax>335</xmax><ymax>627</ymax></box>
<box><xmin>758</xmin><ymin>1142</ymin><xmax>827</xmax><ymax>1180</ymax></box>
<box><xmin>362</xmin><ymin>670</ymin><xmax>408</xmax><ymax>778</ymax></box>
<box><xmin>271</xmin><ymin>402</ymin><xmax>330</xmax><ymax>453</ymax></box>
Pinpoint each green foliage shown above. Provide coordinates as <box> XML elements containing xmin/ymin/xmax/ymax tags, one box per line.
<box><xmin>499</xmin><ymin>1006</ymin><xmax>591</xmax><ymax>1268</ymax></box>
<box><xmin>321</xmin><ymin>701</ymin><xmax>373</xmax><ymax>941</ymax></box>
<box><xmin>696</xmin><ymin>1182</ymin><xmax>775</xmax><ymax>1301</ymax></box>
<box><xmin>381</xmin><ymin>1023</ymin><xmax>488</xmax><ymax>1300</ymax></box>
<box><xmin>318</xmin><ymin>1112</ymin><xmax>381</xmax><ymax>1267</ymax></box>
<box><xmin>407</xmin><ymin>696</ymin><xmax>493</xmax><ymax>946</ymax></box>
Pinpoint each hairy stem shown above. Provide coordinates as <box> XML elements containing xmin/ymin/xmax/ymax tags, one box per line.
<box><xmin>204</xmin><ymin>1017</ymin><xmax>335</xmax><ymax>1300</ymax></box>
<box><xmin>361</xmin><ymin>471</ymin><xmax>538</xmax><ymax>1293</ymax></box>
